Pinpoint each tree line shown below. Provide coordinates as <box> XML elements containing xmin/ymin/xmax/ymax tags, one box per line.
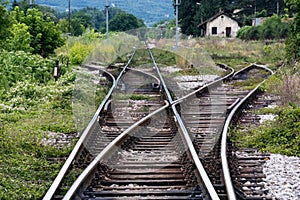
<box><xmin>1</xmin><ymin>0</ymin><xmax>299</xmax><ymax>63</ymax></box>
<box><xmin>0</xmin><ymin>0</ymin><xmax>145</xmax><ymax>58</ymax></box>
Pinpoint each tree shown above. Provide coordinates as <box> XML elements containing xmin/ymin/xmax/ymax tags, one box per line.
<box><xmin>236</xmin><ymin>15</ymin><xmax>289</xmax><ymax>40</ymax></box>
<box><xmin>6</xmin><ymin>23</ymin><xmax>33</xmax><ymax>52</ymax></box>
<box><xmin>57</xmin><ymin>18</ymin><xmax>69</xmax><ymax>34</ymax></box>
<box><xmin>20</xmin><ymin>8</ymin><xmax>65</xmax><ymax>57</ymax></box>
<box><xmin>108</xmin><ymin>12</ymin><xmax>146</xmax><ymax>32</ymax></box>
<box><xmin>72</xmin><ymin>12</ymin><xmax>93</xmax><ymax>29</ymax></box>
<box><xmin>259</xmin><ymin>14</ymin><xmax>289</xmax><ymax>40</ymax></box>
<box><xmin>178</xmin><ymin>0</ymin><xmax>195</xmax><ymax>36</ymax></box>
<box><xmin>0</xmin><ymin>4</ymin><xmax>11</xmax><ymax>47</ymax></box>
<box><xmin>285</xmin><ymin>0</ymin><xmax>300</xmax><ymax>63</ymax></box>
<box><xmin>57</xmin><ymin>7</ymin><xmax>123</xmax><ymax>35</ymax></box>
<box><xmin>177</xmin><ymin>0</ymin><xmax>287</xmax><ymax>36</ymax></box>
<box><xmin>70</xmin><ymin>18</ymin><xmax>86</xmax><ymax>36</ymax></box>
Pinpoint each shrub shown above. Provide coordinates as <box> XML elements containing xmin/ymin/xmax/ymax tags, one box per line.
<box><xmin>0</xmin><ymin>50</ymin><xmax>55</xmax><ymax>91</ymax></box>
<box><xmin>237</xmin><ymin>15</ymin><xmax>290</xmax><ymax>41</ymax></box>
<box><xmin>263</xmin><ymin>70</ymin><xmax>300</xmax><ymax>105</ymax></box>
<box><xmin>69</xmin><ymin>42</ymin><xmax>94</xmax><ymax>64</ymax></box>
<box><xmin>233</xmin><ymin>106</ymin><xmax>300</xmax><ymax>156</ymax></box>
<box><xmin>236</xmin><ymin>26</ymin><xmax>252</xmax><ymax>40</ymax></box>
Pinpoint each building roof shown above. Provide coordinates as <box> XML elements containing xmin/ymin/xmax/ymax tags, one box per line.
<box><xmin>197</xmin><ymin>10</ymin><xmax>242</xmax><ymax>28</ymax></box>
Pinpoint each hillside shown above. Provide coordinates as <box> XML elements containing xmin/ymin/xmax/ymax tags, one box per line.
<box><xmin>35</xmin><ymin>0</ymin><xmax>174</xmax><ymax>27</ymax></box>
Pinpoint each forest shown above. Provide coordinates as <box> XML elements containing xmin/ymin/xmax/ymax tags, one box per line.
<box><xmin>34</xmin><ymin>0</ymin><xmax>174</xmax><ymax>27</ymax></box>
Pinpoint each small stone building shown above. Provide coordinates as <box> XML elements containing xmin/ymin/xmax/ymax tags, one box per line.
<box><xmin>198</xmin><ymin>10</ymin><xmax>241</xmax><ymax>37</ymax></box>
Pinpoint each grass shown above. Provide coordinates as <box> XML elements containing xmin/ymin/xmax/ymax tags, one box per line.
<box><xmin>0</xmin><ymin>66</ymin><xmax>109</xmax><ymax>199</ymax></box>
<box><xmin>196</xmin><ymin>38</ymin><xmax>285</xmax><ymax>70</ymax></box>
<box><xmin>112</xmin><ymin>93</ymin><xmax>155</xmax><ymax>100</ymax></box>
<box><xmin>0</xmin><ymin>106</ymin><xmax>76</xmax><ymax>199</ymax></box>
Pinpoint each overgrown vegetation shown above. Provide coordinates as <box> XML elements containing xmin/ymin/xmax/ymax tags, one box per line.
<box><xmin>0</xmin><ymin>51</ymin><xmax>77</xmax><ymax>198</ymax></box>
<box><xmin>194</xmin><ymin>37</ymin><xmax>299</xmax><ymax>157</ymax></box>
<box><xmin>227</xmin><ymin>0</ymin><xmax>300</xmax><ymax>157</ymax></box>
<box><xmin>126</xmin><ymin>48</ymin><xmax>177</xmax><ymax>67</ymax></box>
<box><xmin>231</xmin><ymin>105</ymin><xmax>300</xmax><ymax>156</ymax></box>
<box><xmin>197</xmin><ymin>38</ymin><xmax>285</xmax><ymax>69</ymax></box>
<box><xmin>237</xmin><ymin>15</ymin><xmax>290</xmax><ymax>41</ymax></box>
<box><xmin>230</xmin><ymin>66</ymin><xmax>300</xmax><ymax>156</ymax></box>
<box><xmin>285</xmin><ymin>0</ymin><xmax>300</xmax><ymax>64</ymax></box>
<box><xmin>112</xmin><ymin>94</ymin><xmax>154</xmax><ymax>100</ymax></box>
<box><xmin>263</xmin><ymin>69</ymin><xmax>300</xmax><ymax>104</ymax></box>
<box><xmin>0</xmin><ymin>46</ymin><xmax>112</xmax><ymax>198</ymax></box>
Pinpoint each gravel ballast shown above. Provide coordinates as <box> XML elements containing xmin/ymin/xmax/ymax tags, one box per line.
<box><xmin>263</xmin><ymin>154</ymin><xmax>300</xmax><ymax>200</ymax></box>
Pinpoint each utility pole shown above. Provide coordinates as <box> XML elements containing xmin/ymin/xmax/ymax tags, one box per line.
<box><xmin>277</xmin><ymin>0</ymin><xmax>279</xmax><ymax>15</ymax></box>
<box><xmin>105</xmin><ymin>0</ymin><xmax>109</xmax><ymax>41</ymax></box>
<box><xmin>196</xmin><ymin>2</ymin><xmax>203</xmax><ymax>36</ymax></box>
<box><xmin>174</xmin><ymin>0</ymin><xmax>180</xmax><ymax>50</ymax></box>
<box><xmin>68</xmin><ymin>0</ymin><xmax>71</xmax><ymax>35</ymax></box>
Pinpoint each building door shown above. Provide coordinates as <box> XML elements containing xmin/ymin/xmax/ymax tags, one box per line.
<box><xmin>226</xmin><ymin>27</ymin><xmax>231</xmax><ymax>37</ymax></box>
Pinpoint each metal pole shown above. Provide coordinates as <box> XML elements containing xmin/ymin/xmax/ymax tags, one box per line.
<box><xmin>105</xmin><ymin>0</ymin><xmax>109</xmax><ymax>41</ymax></box>
<box><xmin>68</xmin><ymin>0</ymin><xmax>71</xmax><ymax>35</ymax></box>
<box><xmin>196</xmin><ymin>2</ymin><xmax>203</xmax><ymax>36</ymax></box>
<box><xmin>277</xmin><ymin>0</ymin><xmax>279</xmax><ymax>15</ymax></box>
<box><xmin>175</xmin><ymin>0</ymin><xmax>179</xmax><ymax>49</ymax></box>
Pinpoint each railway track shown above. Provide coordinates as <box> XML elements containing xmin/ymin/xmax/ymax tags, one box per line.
<box><xmin>227</xmin><ymin>92</ymin><xmax>279</xmax><ymax>200</ymax></box>
<box><xmin>44</xmin><ymin>47</ymin><xmax>218</xmax><ymax>199</ymax></box>
<box><xmin>43</xmin><ymin>44</ymin><xmax>274</xmax><ymax>200</ymax></box>
<box><xmin>42</xmin><ymin>48</ymin><xmax>149</xmax><ymax>199</ymax></box>
<box><xmin>171</xmin><ymin>64</ymin><xmax>273</xmax><ymax>200</ymax></box>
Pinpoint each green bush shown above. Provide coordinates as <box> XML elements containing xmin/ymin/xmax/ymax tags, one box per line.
<box><xmin>69</xmin><ymin>42</ymin><xmax>93</xmax><ymax>64</ymax></box>
<box><xmin>236</xmin><ymin>26</ymin><xmax>252</xmax><ymax>40</ymax></box>
<box><xmin>0</xmin><ymin>50</ymin><xmax>55</xmax><ymax>91</ymax></box>
<box><xmin>237</xmin><ymin>15</ymin><xmax>290</xmax><ymax>41</ymax></box>
<box><xmin>285</xmin><ymin>33</ymin><xmax>300</xmax><ymax>64</ymax></box>
<box><xmin>233</xmin><ymin>106</ymin><xmax>300</xmax><ymax>156</ymax></box>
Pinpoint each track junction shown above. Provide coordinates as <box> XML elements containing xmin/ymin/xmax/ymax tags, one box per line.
<box><xmin>43</xmin><ymin>44</ymin><xmax>274</xmax><ymax>200</ymax></box>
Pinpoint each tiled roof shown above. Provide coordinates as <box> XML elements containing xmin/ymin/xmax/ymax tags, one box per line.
<box><xmin>197</xmin><ymin>10</ymin><xmax>242</xmax><ymax>27</ymax></box>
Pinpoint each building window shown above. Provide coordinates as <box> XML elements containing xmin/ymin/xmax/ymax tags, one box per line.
<box><xmin>212</xmin><ymin>27</ymin><xmax>217</xmax><ymax>35</ymax></box>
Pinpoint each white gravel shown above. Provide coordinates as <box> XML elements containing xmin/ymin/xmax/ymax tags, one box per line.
<box><xmin>40</xmin><ymin>131</ymin><xmax>77</xmax><ymax>148</ymax></box>
<box><xmin>174</xmin><ymin>75</ymin><xmax>219</xmax><ymax>90</ymax></box>
<box><xmin>263</xmin><ymin>154</ymin><xmax>300</xmax><ymax>200</ymax></box>
<box><xmin>258</xmin><ymin>114</ymin><xmax>276</xmax><ymax>123</ymax></box>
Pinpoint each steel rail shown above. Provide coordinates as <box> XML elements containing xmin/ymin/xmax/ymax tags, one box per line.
<box><xmin>126</xmin><ymin>67</ymin><xmax>161</xmax><ymax>86</ymax></box>
<box><xmin>96</xmin><ymin>63</ymin><xmax>162</xmax><ymax>90</ymax></box>
<box><xmin>220</xmin><ymin>64</ymin><xmax>274</xmax><ymax>200</ymax></box>
<box><xmin>172</xmin><ymin>64</ymin><xmax>235</xmax><ymax>105</ymax></box>
<box><xmin>62</xmin><ymin>100</ymin><xmax>170</xmax><ymax>200</ymax></box>
<box><xmin>80</xmin><ymin>64</ymin><xmax>115</xmax><ymax>84</ymax></box>
<box><xmin>147</xmin><ymin>47</ymin><xmax>220</xmax><ymax>200</ymax></box>
<box><xmin>146</xmin><ymin>46</ymin><xmax>174</xmax><ymax>103</ymax></box>
<box><xmin>172</xmin><ymin>104</ymin><xmax>221</xmax><ymax>200</ymax></box>
<box><xmin>43</xmin><ymin>49</ymin><xmax>137</xmax><ymax>200</ymax></box>
<box><xmin>233</xmin><ymin>63</ymin><xmax>274</xmax><ymax>77</ymax></box>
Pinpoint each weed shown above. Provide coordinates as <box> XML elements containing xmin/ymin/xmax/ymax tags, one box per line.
<box><xmin>231</xmin><ymin>105</ymin><xmax>300</xmax><ymax>156</ymax></box>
